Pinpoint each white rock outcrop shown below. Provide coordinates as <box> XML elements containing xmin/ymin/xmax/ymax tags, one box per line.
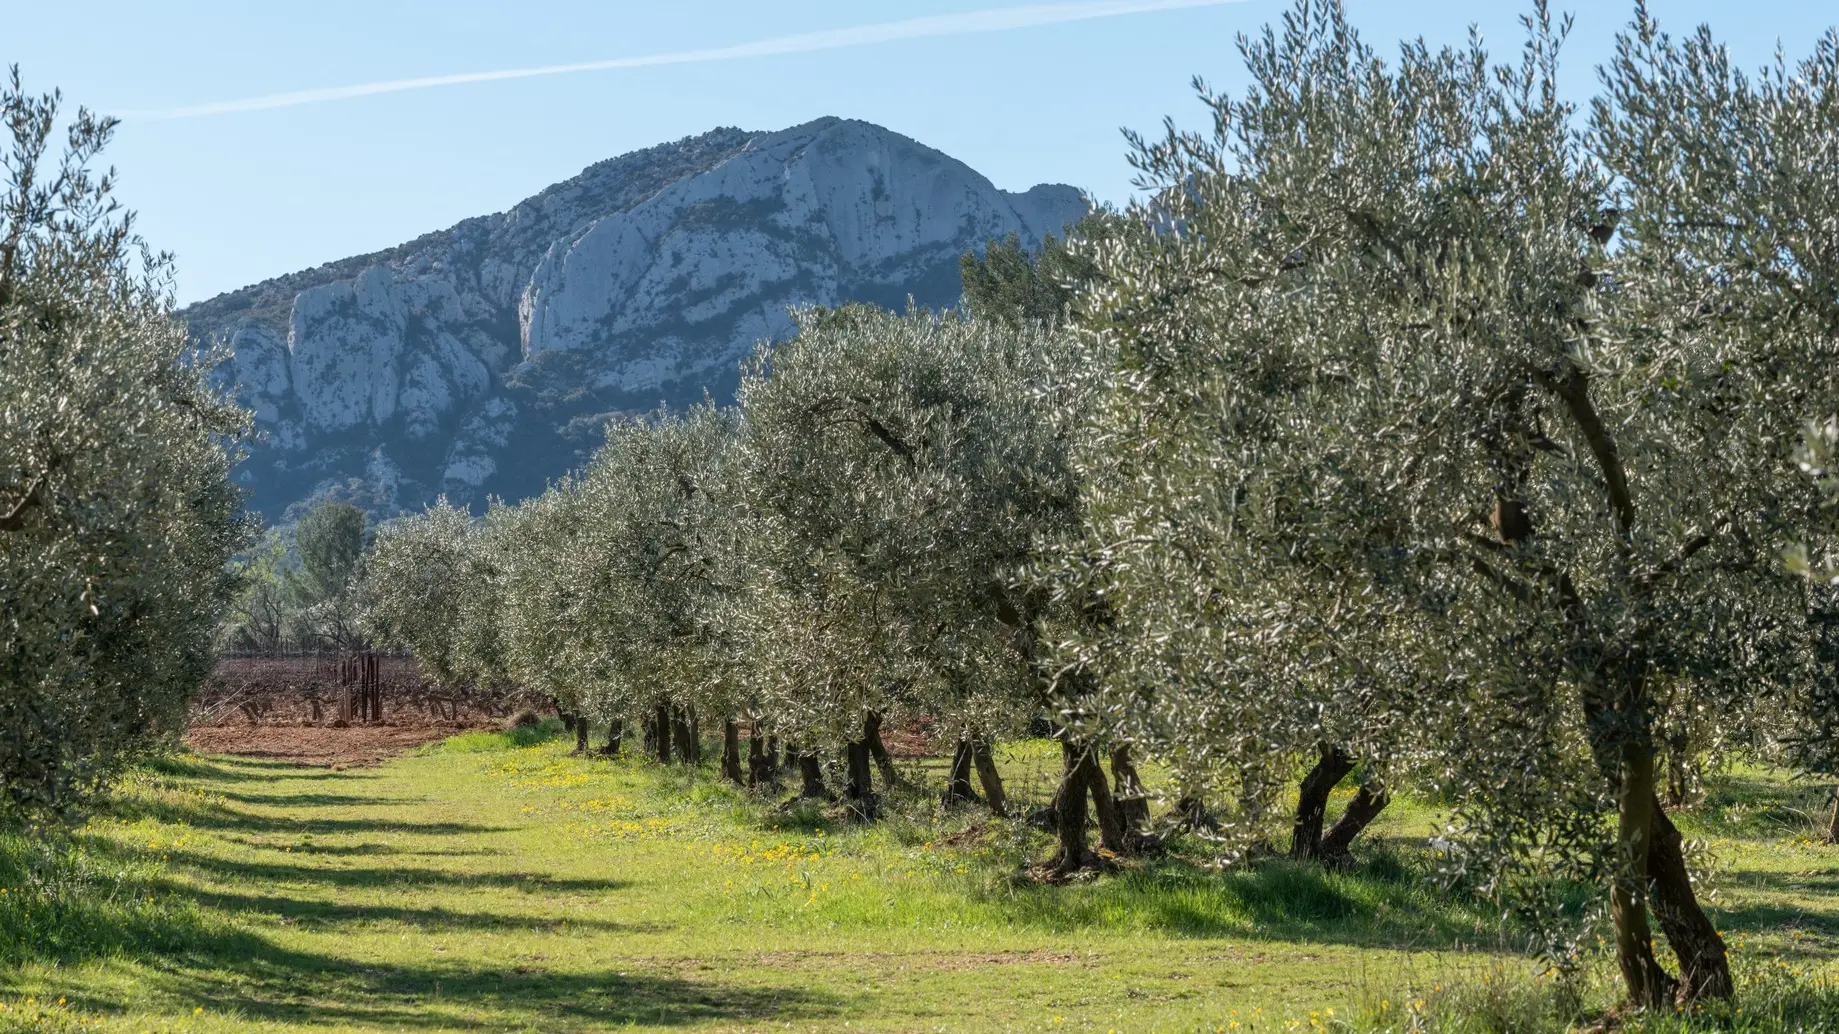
<box><xmin>187</xmin><ymin>119</ymin><xmax>1086</xmax><ymax>518</ymax></box>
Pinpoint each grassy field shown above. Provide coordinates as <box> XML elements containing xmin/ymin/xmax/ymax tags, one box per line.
<box><xmin>1</xmin><ymin>725</ymin><xmax>1836</xmax><ymax>1033</ymax></box>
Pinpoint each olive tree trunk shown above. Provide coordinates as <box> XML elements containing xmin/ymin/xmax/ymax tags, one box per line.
<box><xmin>720</xmin><ymin>719</ymin><xmax>745</xmax><ymax>785</ymax></box>
<box><xmin>1649</xmin><ymin>794</ymin><xmax>1732</xmax><ymax>1001</ymax></box>
<box><xmin>971</xmin><ymin>737</ymin><xmax>1007</xmax><ymax>817</ymax></box>
<box><xmin>1612</xmin><ymin>742</ymin><xmax>1677</xmax><ymax>1009</ymax></box>
<box><xmin>600</xmin><ymin>718</ymin><xmax>623</xmax><ymax>757</ymax></box>
<box><xmin>1078</xmin><ymin>746</ymin><xmax>1129</xmax><ymax>856</ymax></box>
<box><xmin>747</xmin><ymin>724</ymin><xmax>773</xmax><ymax>788</ymax></box>
<box><xmin>1290</xmin><ymin>745</ymin><xmax>1355</xmax><ymax>860</ymax></box>
<box><xmin>1111</xmin><ymin>745</ymin><xmax>1150</xmax><ymax>840</ymax></box>
<box><xmin>796</xmin><ymin>750</ymin><xmax>831</xmax><ymax>801</ymax></box>
<box><xmin>943</xmin><ymin>736</ymin><xmax>982</xmax><ymax>806</ymax></box>
<box><xmin>652</xmin><ymin>704</ymin><xmax>671</xmax><ymax>764</ymax></box>
<box><xmin>1318</xmin><ymin>780</ymin><xmax>1389</xmax><ymax>861</ymax></box>
<box><xmin>845</xmin><ymin>738</ymin><xmax>878</xmax><ymax>820</ymax></box>
<box><xmin>1048</xmin><ymin>738</ymin><xmax>1093</xmax><ymax>877</ymax></box>
<box><xmin>864</xmin><ymin>712</ymin><xmax>899</xmax><ymax>789</ymax></box>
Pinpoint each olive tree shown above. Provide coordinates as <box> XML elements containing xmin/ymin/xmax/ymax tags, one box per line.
<box><xmin>1049</xmin><ymin>0</ymin><xmax>1836</xmax><ymax>1007</ymax></box>
<box><xmin>0</xmin><ymin>71</ymin><xmax>250</xmax><ymax>817</ymax></box>
<box><xmin>362</xmin><ymin>499</ymin><xmax>490</xmax><ymax>686</ymax></box>
<box><xmin>732</xmin><ymin>305</ymin><xmax>1091</xmax><ymax>827</ymax></box>
<box><xmin>561</xmin><ymin>405</ymin><xmax>743</xmax><ymax>767</ymax></box>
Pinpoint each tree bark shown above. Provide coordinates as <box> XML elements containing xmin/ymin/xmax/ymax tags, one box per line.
<box><xmin>575</xmin><ymin>716</ymin><xmax>590</xmax><ymax>755</ymax></box>
<box><xmin>653</xmin><ymin>704</ymin><xmax>671</xmax><ymax>764</ymax></box>
<box><xmin>600</xmin><ymin>718</ymin><xmax>623</xmax><ymax>757</ymax></box>
<box><xmin>671</xmin><ymin>708</ymin><xmax>697</xmax><ymax>766</ymax></box>
<box><xmin>943</xmin><ymin>737</ymin><xmax>982</xmax><ymax>806</ymax></box>
<box><xmin>1079</xmin><ymin>746</ymin><xmax>1129</xmax><ymax>855</ymax></box>
<box><xmin>971</xmin><ymin>737</ymin><xmax>1007</xmax><ymax>817</ymax></box>
<box><xmin>796</xmin><ymin>751</ymin><xmax>831</xmax><ymax>801</ymax></box>
<box><xmin>766</xmin><ymin>735</ymin><xmax>781</xmax><ymax>773</ymax></box>
<box><xmin>1319</xmin><ymin>780</ymin><xmax>1390</xmax><ymax>861</ymax></box>
<box><xmin>1291</xmin><ymin>745</ymin><xmax>1356</xmax><ymax>860</ymax></box>
<box><xmin>1611</xmin><ymin>742</ymin><xmax>1677</xmax><ymax>1009</ymax></box>
<box><xmin>1648</xmin><ymin>793</ymin><xmax>1732</xmax><ymax>1002</ymax></box>
<box><xmin>720</xmin><ymin>719</ymin><xmax>745</xmax><ymax>785</ymax></box>
<box><xmin>864</xmin><ymin>712</ymin><xmax>899</xmax><ymax>789</ymax></box>
<box><xmin>1111</xmin><ymin>745</ymin><xmax>1150</xmax><ymax>839</ymax></box>
<box><xmin>845</xmin><ymin>739</ymin><xmax>878</xmax><ymax>819</ymax></box>
<box><xmin>1048</xmin><ymin>738</ymin><xmax>1093</xmax><ymax>876</ymax></box>
<box><xmin>748</xmin><ymin>724</ymin><xmax>772</xmax><ymax>788</ymax></box>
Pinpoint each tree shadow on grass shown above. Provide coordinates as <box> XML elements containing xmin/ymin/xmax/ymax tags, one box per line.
<box><xmin>70</xmin><ymin>926</ymin><xmax>841</xmax><ymax>1031</ymax></box>
<box><xmin>216</xmin><ymin>839</ymin><xmax>505</xmax><ymax>858</ymax></box>
<box><xmin>158</xmin><ymin>885</ymin><xmax>656</xmax><ymax>935</ymax></box>
<box><xmin>153</xmin><ymin>755</ymin><xmax>381</xmax><ymax>783</ymax></box>
<box><xmin>984</xmin><ymin>847</ymin><xmax>1518</xmax><ymax>955</ymax></box>
<box><xmin>165</xmin><ymin>848</ymin><xmax>628</xmax><ymax>896</ymax></box>
<box><xmin>102</xmin><ymin>787</ymin><xmax>513</xmax><ymax>837</ymax></box>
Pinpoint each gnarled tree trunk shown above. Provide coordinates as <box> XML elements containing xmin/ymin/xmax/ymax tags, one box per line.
<box><xmin>796</xmin><ymin>751</ymin><xmax>831</xmax><ymax>801</ymax></box>
<box><xmin>652</xmin><ymin>704</ymin><xmax>671</xmax><ymax>764</ymax></box>
<box><xmin>600</xmin><ymin>718</ymin><xmax>623</xmax><ymax>757</ymax></box>
<box><xmin>1048</xmin><ymin>738</ymin><xmax>1093</xmax><ymax>876</ymax></box>
<box><xmin>864</xmin><ymin>712</ymin><xmax>899</xmax><ymax>789</ymax></box>
<box><xmin>1111</xmin><ymin>745</ymin><xmax>1150</xmax><ymax>840</ymax></box>
<box><xmin>1649</xmin><ymin>793</ymin><xmax>1732</xmax><ymax>1002</ymax></box>
<box><xmin>1319</xmin><ymin>779</ymin><xmax>1389</xmax><ymax>861</ymax></box>
<box><xmin>845</xmin><ymin>738</ymin><xmax>878</xmax><ymax>820</ymax></box>
<box><xmin>1612</xmin><ymin>742</ymin><xmax>1677</xmax><ymax>1009</ymax></box>
<box><xmin>748</xmin><ymin>725</ymin><xmax>773</xmax><ymax>788</ymax></box>
<box><xmin>1291</xmin><ymin>745</ymin><xmax>1356</xmax><ymax>860</ymax></box>
<box><xmin>672</xmin><ymin>708</ymin><xmax>698</xmax><ymax>766</ymax></box>
<box><xmin>971</xmin><ymin>737</ymin><xmax>1007</xmax><ymax>817</ymax></box>
<box><xmin>943</xmin><ymin>736</ymin><xmax>982</xmax><ymax>806</ymax></box>
<box><xmin>720</xmin><ymin>719</ymin><xmax>745</xmax><ymax>785</ymax></box>
<box><xmin>1079</xmin><ymin>746</ymin><xmax>1128</xmax><ymax>856</ymax></box>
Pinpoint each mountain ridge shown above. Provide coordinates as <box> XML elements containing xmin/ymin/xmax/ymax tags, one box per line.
<box><xmin>188</xmin><ymin>118</ymin><xmax>1086</xmax><ymax>521</ymax></box>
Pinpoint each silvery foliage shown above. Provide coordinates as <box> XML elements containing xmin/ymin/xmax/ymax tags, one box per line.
<box><xmin>556</xmin><ymin>405</ymin><xmax>742</xmax><ymax>727</ymax></box>
<box><xmin>730</xmin><ymin>306</ymin><xmax>1087</xmax><ymax>749</ymax></box>
<box><xmin>361</xmin><ymin>499</ymin><xmax>497</xmax><ymax>687</ymax></box>
<box><xmin>1046</xmin><ymin>0</ymin><xmax>1836</xmax><ymax>948</ymax></box>
<box><xmin>0</xmin><ymin>72</ymin><xmax>249</xmax><ymax>817</ymax></box>
<box><xmin>1595</xmin><ymin>13</ymin><xmax>1839</xmax><ymax>773</ymax></box>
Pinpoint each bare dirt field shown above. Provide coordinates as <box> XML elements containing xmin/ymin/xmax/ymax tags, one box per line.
<box><xmin>188</xmin><ymin>653</ymin><xmax>504</xmax><ymax>766</ymax></box>
<box><xmin>182</xmin><ymin>720</ymin><xmax>492</xmax><ymax>768</ymax></box>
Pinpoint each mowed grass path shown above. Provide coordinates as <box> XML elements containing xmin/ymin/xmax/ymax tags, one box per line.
<box><xmin>4</xmin><ymin>730</ymin><xmax>1837</xmax><ymax>1033</ymax></box>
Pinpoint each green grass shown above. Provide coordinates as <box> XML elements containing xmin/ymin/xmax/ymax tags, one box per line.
<box><xmin>0</xmin><ymin>735</ymin><xmax>1834</xmax><ymax>1033</ymax></box>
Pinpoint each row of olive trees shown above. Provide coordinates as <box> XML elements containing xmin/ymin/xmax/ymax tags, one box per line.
<box><xmin>0</xmin><ymin>71</ymin><xmax>250</xmax><ymax>819</ymax></box>
<box><xmin>361</xmin><ymin>304</ymin><xmax>1102</xmax><ymax>827</ymax></box>
<box><xmin>362</xmin><ymin>0</ymin><xmax>1836</xmax><ymax>1013</ymax></box>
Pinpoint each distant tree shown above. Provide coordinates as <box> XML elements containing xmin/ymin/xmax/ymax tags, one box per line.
<box><xmin>220</xmin><ymin>530</ymin><xmax>290</xmax><ymax>654</ymax></box>
<box><xmin>361</xmin><ymin>500</ymin><xmax>487</xmax><ymax>686</ymax></box>
<box><xmin>959</xmin><ymin>214</ymin><xmax>1110</xmax><ymax>329</ymax></box>
<box><xmin>290</xmin><ymin>499</ymin><xmax>368</xmax><ymax>650</ymax></box>
<box><xmin>0</xmin><ymin>69</ymin><xmax>249</xmax><ymax>818</ymax></box>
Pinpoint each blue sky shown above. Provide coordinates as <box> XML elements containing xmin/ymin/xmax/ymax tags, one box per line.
<box><xmin>12</xmin><ymin>1</ymin><xmax>1834</xmax><ymax>304</ymax></box>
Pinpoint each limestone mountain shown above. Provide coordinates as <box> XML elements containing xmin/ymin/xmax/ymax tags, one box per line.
<box><xmin>186</xmin><ymin>118</ymin><xmax>1086</xmax><ymax>520</ymax></box>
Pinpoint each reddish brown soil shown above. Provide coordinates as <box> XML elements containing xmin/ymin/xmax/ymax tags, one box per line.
<box><xmin>183</xmin><ymin>720</ymin><xmax>492</xmax><ymax>768</ymax></box>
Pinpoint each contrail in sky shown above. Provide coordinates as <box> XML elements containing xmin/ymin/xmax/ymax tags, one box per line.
<box><xmin>119</xmin><ymin>0</ymin><xmax>1248</xmax><ymax>120</ymax></box>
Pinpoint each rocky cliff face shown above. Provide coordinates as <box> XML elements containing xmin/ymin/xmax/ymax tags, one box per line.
<box><xmin>186</xmin><ymin>118</ymin><xmax>1086</xmax><ymax>521</ymax></box>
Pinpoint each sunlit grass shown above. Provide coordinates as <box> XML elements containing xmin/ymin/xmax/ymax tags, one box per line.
<box><xmin>0</xmin><ymin>736</ymin><xmax>1831</xmax><ymax>1032</ymax></box>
